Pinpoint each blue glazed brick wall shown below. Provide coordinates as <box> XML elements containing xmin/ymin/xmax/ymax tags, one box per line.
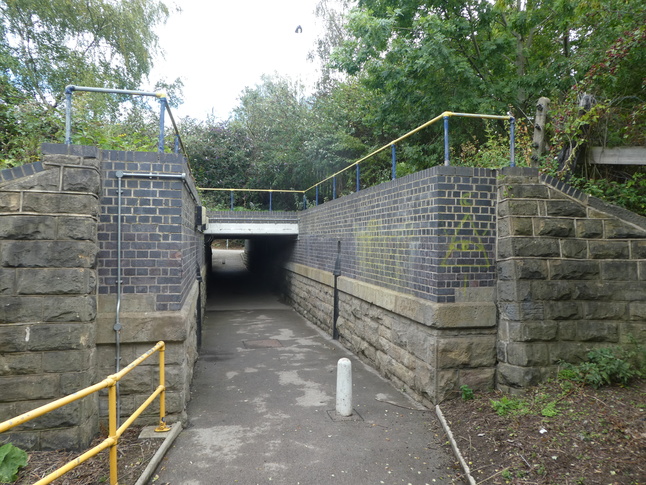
<box><xmin>41</xmin><ymin>144</ymin><xmax>203</xmax><ymax>312</ymax></box>
<box><xmin>293</xmin><ymin>166</ymin><xmax>497</xmax><ymax>303</ymax></box>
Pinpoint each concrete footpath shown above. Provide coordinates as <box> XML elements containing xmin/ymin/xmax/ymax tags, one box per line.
<box><xmin>150</xmin><ymin>250</ymin><xmax>464</xmax><ymax>485</ymax></box>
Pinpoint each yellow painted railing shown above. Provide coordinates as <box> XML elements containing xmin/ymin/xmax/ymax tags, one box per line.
<box><xmin>0</xmin><ymin>341</ymin><xmax>170</xmax><ymax>485</ymax></box>
<box><xmin>197</xmin><ymin>110</ymin><xmax>515</xmax><ymax>210</ymax></box>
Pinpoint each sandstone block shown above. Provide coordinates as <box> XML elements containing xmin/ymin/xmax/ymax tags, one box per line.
<box><xmin>22</xmin><ymin>192</ymin><xmax>99</xmax><ymax>216</ymax></box>
<box><xmin>510</xmin><ymin>217</ymin><xmax>534</xmax><ymax>236</ymax></box>
<box><xmin>500</xmin><ymin>237</ymin><xmax>560</xmax><ymax>258</ymax></box>
<box><xmin>577</xmin><ymin>321</ymin><xmax>619</xmax><ymax>342</ymax></box>
<box><xmin>536</xmin><ymin>218</ymin><xmax>574</xmax><ymax>237</ymax></box>
<box><xmin>604</xmin><ymin>219</ymin><xmax>646</xmax><ymax>239</ymax></box>
<box><xmin>0</xmin><ymin>352</ymin><xmax>42</xmax><ymax>376</ymax></box>
<box><xmin>497</xmin><ymin>363</ymin><xmax>548</xmax><ymax>388</ymax></box>
<box><xmin>0</xmin><ymin>216</ymin><xmax>57</xmax><ymax>240</ymax></box>
<box><xmin>0</xmin><ymin>192</ymin><xmax>20</xmax><ymax>211</ymax></box>
<box><xmin>575</xmin><ymin>219</ymin><xmax>603</xmax><ymax>238</ymax></box>
<box><xmin>531</xmin><ymin>281</ymin><xmax>573</xmax><ymax>301</ymax></box>
<box><xmin>557</xmin><ymin>321</ymin><xmax>577</xmax><ymax>340</ymax></box>
<box><xmin>62</xmin><ymin>167</ymin><xmax>100</xmax><ymax>193</ymax></box>
<box><xmin>57</xmin><ymin>217</ymin><xmax>97</xmax><ymax>242</ymax></box>
<box><xmin>499</xmin><ymin>199</ymin><xmax>539</xmax><ymax>216</ymax></box>
<box><xmin>42</xmin><ymin>349</ymin><xmax>94</xmax><ymax>373</ymax></box>
<box><xmin>0</xmin><ymin>375</ymin><xmax>59</xmax><ymax>401</ymax></box>
<box><xmin>549</xmin><ymin>260</ymin><xmax>599</xmax><ymax>280</ymax></box>
<box><xmin>630</xmin><ymin>302</ymin><xmax>646</xmax><ymax>321</ymax></box>
<box><xmin>632</xmin><ymin>240</ymin><xmax>646</xmax><ymax>259</ymax></box>
<box><xmin>0</xmin><ymin>268</ymin><xmax>14</xmax><ymax>295</ymax></box>
<box><xmin>1</xmin><ymin>241</ymin><xmax>97</xmax><ymax>268</ymax></box>
<box><xmin>506</xmin><ymin>184</ymin><xmax>549</xmax><ymax>199</ymax></box>
<box><xmin>0</xmin><ymin>296</ymin><xmax>44</xmax><ymax>323</ymax></box>
<box><xmin>546</xmin><ymin>200</ymin><xmax>586</xmax><ymax>217</ymax></box>
<box><xmin>3</xmin><ymin>170</ymin><xmax>59</xmax><ymax>191</ymax></box>
<box><xmin>589</xmin><ymin>240</ymin><xmax>629</xmax><ymax>259</ymax></box>
<box><xmin>561</xmin><ymin>239</ymin><xmax>588</xmax><ymax>259</ymax></box>
<box><xmin>458</xmin><ymin>367</ymin><xmax>496</xmax><ymax>391</ymax></box>
<box><xmin>44</xmin><ymin>296</ymin><xmax>96</xmax><ymax>322</ymax></box>
<box><xmin>516</xmin><ymin>259</ymin><xmax>549</xmax><ymax>279</ymax></box>
<box><xmin>25</xmin><ymin>323</ymin><xmax>94</xmax><ymax>351</ymax></box>
<box><xmin>17</xmin><ymin>268</ymin><xmax>94</xmax><ymax>295</ymax></box>
<box><xmin>438</xmin><ymin>336</ymin><xmax>496</xmax><ymax>368</ymax></box>
<box><xmin>507</xmin><ymin>320</ymin><xmax>558</xmax><ymax>341</ymax></box>
<box><xmin>582</xmin><ymin>301</ymin><xmax>627</xmax><ymax>320</ymax></box>
<box><xmin>505</xmin><ymin>342</ymin><xmax>549</xmax><ymax>366</ymax></box>
<box><xmin>545</xmin><ymin>341</ymin><xmax>588</xmax><ymax>363</ymax></box>
<box><xmin>544</xmin><ymin>301</ymin><xmax>580</xmax><ymax>320</ymax></box>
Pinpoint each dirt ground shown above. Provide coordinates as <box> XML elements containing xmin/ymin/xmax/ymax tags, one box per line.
<box><xmin>439</xmin><ymin>379</ymin><xmax>645</xmax><ymax>485</ymax></box>
<box><xmin>6</xmin><ymin>380</ymin><xmax>645</xmax><ymax>485</ymax></box>
<box><xmin>8</xmin><ymin>427</ymin><xmax>162</xmax><ymax>485</ymax></box>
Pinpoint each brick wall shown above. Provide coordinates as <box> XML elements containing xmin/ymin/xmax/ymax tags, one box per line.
<box><xmin>292</xmin><ymin>166</ymin><xmax>498</xmax><ymax>303</ymax></box>
<box><xmin>285</xmin><ymin>166</ymin><xmax>499</xmax><ymax>405</ymax></box>
<box><xmin>0</xmin><ymin>152</ymin><xmax>100</xmax><ymax>450</ymax></box>
<box><xmin>496</xmin><ymin>167</ymin><xmax>646</xmax><ymax>392</ymax></box>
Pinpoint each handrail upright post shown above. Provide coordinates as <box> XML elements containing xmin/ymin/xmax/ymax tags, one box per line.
<box><xmin>315</xmin><ymin>185</ymin><xmax>319</xmax><ymax>206</ymax></box>
<box><xmin>269</xmin><ymin>191</ymin><xmax>273</xmax><ymax>212</ymax></box>
<box><xmin>64</xmin><ymin>87</ymin><xmax>73</xmax><ymax>144</ymax></box>
<box><xmin>108</xmin><ymin>381</ymin><xmax>118</xmax><ymax>485</ymax></box>
<box><xmin>230</xmin><ymin>191</ymin><xmax>234</xmax><ymax>210</ymax></box>
<box><xmin>303</xmin><ymin>194</ymin><xmax>307</xmax><ymax>210</ymax></box>
<box><xmin>510</xmin><ymin>117</ymin><xmax>516</xmax><ymax>167</ymax></box>
<box><xmin>156</xmin><ymin>342</ymin><xmax>170</xmax><ymax>432</ymax></box>
<box><xmin>443</xmin><ymin>115</ymin><xmax>450</xmax><ymax>166</ymax></box>
<box><xmin>158</xmin><ymin>97</ymin><xmax>166</xmax><ymax>152</ymax></box>
<box><xmin>356</xmin><ymin>164</ymin><xmax>360</xmax><ymax>192</ymax></box>
<box><xmin>391</xmin><ymin>144</ymin><xmax>396</xmax><ymax>180</ymax></box>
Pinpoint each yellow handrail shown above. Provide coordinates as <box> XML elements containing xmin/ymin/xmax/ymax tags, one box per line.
<box><xmin>0</xmin><ymin>341</ymin><xmax>169</xmax><ymax>485</ymax></box>
<box><xmin>196</xmin><ymin>110</ymin><xmax>514</xmax><ymax>199</ymax></box>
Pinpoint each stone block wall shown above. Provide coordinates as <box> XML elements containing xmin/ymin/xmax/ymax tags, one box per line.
<box><xmin>0</xmin><ymin>153</ymin><xmax>100</xmax><ymax>450</ymax></box>
<box><xmin>1</xmin><ymin>144</ymin><xmax>205</xmax><ymax>450</ymax></box>
<box><xmin>285</xmin><ymin>166</ymin><xmax>499</xmax><ymax>404</ymax></box>
<box><xmin>496</xmin><ymin>167</ymin><xmax>646</xmax><ymax>392</ymax></box>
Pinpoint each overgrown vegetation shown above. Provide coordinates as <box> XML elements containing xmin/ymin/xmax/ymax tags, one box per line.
<box><xmin>1</xmin><ymin>0</ymin><xmax>644</xmax><ymax>215</ymax></box>
<box><xmin>0</xmin><ymin>443</ymin><xmax>28</xmax><ymax>483</ymax></box>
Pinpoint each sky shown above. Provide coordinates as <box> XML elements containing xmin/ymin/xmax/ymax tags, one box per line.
<box><xmin>150</xmin><ymin>0</ymin><xmax>324</xmax><ymax>120</ymax></box>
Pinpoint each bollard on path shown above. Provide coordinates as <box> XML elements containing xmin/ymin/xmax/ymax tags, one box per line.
<box><xmin>336</xmin><ymin>358</ymin><xmax>352</xmax><ymax>416</ymax></box>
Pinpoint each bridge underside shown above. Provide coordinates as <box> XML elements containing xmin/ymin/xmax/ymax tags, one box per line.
<box><xmin>205</xmin><ymin>222</ymin><xmax>298</xmax><ymax>238</ymax></box>
<box><xmin>205</xmin><ymin>211</ymin><xmax>299</xmax><ymax>238</ymax></box>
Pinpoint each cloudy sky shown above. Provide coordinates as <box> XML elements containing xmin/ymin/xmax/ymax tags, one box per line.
<box><xmin>150</xmin><ymin>0</ymin><xmax>324</xmax><ymax>120</ymax></box>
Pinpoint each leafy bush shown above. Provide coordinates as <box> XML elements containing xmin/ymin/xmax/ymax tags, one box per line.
<box><xmin>0</xmin><ymin>443</ymin><xmax>28</xmax><ymax>483</ymax></box>
<box><xmin>559</xmin><ymin>345</ymin><xmax>645</xmax><ymax>388</ymax></box>
<box><xmin>490</xmin><ymin>396</ymin><xmax>529</xmax><ymax>416</ymax></box>
<box><xmin>460</xmin><ymin>385</ymin><xmax>474</xmax><ymax>401</ymax></box>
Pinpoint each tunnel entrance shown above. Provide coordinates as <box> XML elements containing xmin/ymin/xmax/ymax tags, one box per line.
<box><xmin>203</xmin><ymin>236</ymin><xmax>296</xmax><ymax>312</ymax></box>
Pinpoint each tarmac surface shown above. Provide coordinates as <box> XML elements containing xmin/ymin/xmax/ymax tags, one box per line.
<box><xmin>150</xmin><ymin>249</ymin><xmax>464</xmax><ymax>485</ymax></box>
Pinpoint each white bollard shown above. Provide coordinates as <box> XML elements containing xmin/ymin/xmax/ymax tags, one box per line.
<box><xmin>336</xmin><ymin>357</ymin><xmax>353</xmax><ymax>416</ymax></box>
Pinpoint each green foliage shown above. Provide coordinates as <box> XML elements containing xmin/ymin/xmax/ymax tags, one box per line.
<box><xmin>540</xmin><ymin>401</ymin><xmax>560</xmax><ymax>418</ymax></box>
<box><xmin>0</xmin><ymin>443</ymin><xmax>28</xmax><ymax>483</ymax></box>
<box><xmin>460</xmin><ymin>385</ymin><xmax>474</xmax><ymax>401</ymax></box>
<box><xmin>490</xmin><ymin>396</ymin><xmax>529</xmax><ymax>416</ymax></box>
<box><xmin>558</xmin><ymin>344</ymin><xmax>645</xmax><ymax>388</ymax></box>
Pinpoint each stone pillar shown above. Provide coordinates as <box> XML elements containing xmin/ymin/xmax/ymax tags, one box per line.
<box><xmin>0</xmin><ymin>152</ymin><xmax>100</xmax><ymax>450</ymax></box>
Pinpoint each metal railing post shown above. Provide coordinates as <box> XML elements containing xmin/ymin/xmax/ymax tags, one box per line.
<box><xmin>315</xmin><ymin>185</ymin><xmax>319</xmax><ymax>206</ymax></box>
<box><xmin>108</xmin><ymin>380</ymin><xmax>118</xmax><ymax>485</ymax></box>
<box><xmin>333</xmin><ymin>177</ymin><xmax>337</xmax><ymax>199</ymax></box>
<box><xmin>230</xmin><ymin>191</ymin><xmax>234</xmax><ymax>210</ymax></box>
<box><xmin>303</xmin><ymin>194</ymin><xmax>307</xmax><ymax>210</ymax></box>
<box><xmin>356</xmin><ymin>164</ymin><xmax>360</xmax><ymax>192</ymax></box>
<box><xmin>269</xmin><ymin>191</ymin><xmax>273</xmax><ymax>212</ymax></box>
<box><xmin>158</xmin><ymin>97</ymin><xmax>166</xmax><ymax>152</ymax></box>
<box><xmin>391</xmin><ymin>144</ymin><xmax>397</xmax><ymax>180</ymax></box>
<box><xmin>64</xmin><ymin>87</ymin><xmax>73</xmax><ymax>144</ymax></box>
<box><xmin>156</xmin><ymin>342</ymin><xmax>170</xmax><ymax>432</ymax></box>
<box><xmin>510</xmin><ymin>117</ymin><xmax>516</xmax><ymax>167</ymax></box>
<box><xmin>443</xmin><ymin>115</ymin><xmax>450</xmax><ymax>166</ymax></box>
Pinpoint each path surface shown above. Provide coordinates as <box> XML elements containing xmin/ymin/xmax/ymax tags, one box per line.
<box><xmin>151</xmin><ymin>249</ymin><xmax>463</xmax><ymax>485</ymax></box>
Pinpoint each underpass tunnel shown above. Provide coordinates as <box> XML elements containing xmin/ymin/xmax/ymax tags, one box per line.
<box><xmin>203</xmin><ymin>235</ymin><xmax>296</xmax><ymax>305</ymax></box>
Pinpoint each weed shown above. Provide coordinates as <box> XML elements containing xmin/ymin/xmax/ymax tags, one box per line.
<box><xmin>460</xmin><ymin>385</ymin><xmax>474</xmax><ymax>401</ymax></box>
<box><xmin>0</xmin><ymin>443</ymin><xmax>28</xmax><ymax>483</ymax></box>
<box><xmin>541</xmin><ymin>401</ymin><xmax>560</xmax><ymax>417</ymax></box>
<box><xmin>490</xmin><ymin>396</ymin><xmax>529</xmax><ymax>416</ymax></box>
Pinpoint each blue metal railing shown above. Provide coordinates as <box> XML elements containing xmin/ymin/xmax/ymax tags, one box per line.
<box><xmin>64</xmin><ymin>85</ymin><xmax>187</xmax><ymax>158</ymax></box>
